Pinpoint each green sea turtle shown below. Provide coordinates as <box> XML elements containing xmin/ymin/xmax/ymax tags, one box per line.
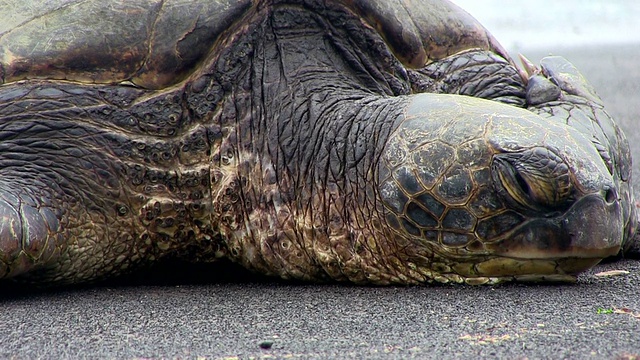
<box><xmin>0</xmin><ymin>0</ymin><xmax>636</xmax><ymax>286</ymax></box>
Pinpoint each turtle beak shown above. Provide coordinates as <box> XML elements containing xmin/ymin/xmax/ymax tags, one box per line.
<box><xmin>489</xmin><ymin>191</ymin><xmax>623</xmax><ymax>274</ymax></box>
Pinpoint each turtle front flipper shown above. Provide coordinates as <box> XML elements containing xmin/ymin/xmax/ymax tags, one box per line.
<box><xmin>0</xmin><ymin>187</ymin><xmax>61</xmax><ymax>279</ymax></box>
<box><xmin>0</xmin><ymin>81</ymin><xmax>132</xmax><ymax>284</ymax></box>
<box><xmin>0</xmin><ymin>80</ymin><xmax>216</xmax><ymax>286</ymax></box>
<box><xmin>0</xmin><ymin>85</ymin><xmax>105</xmax><ymax>284</ymax></box>
<box><xmin>522</xmin><ymin>56</ymin><xmax>638</xmax><ymax>257</ymax></box>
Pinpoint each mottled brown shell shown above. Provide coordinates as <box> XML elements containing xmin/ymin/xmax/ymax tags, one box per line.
<box><xmin>338</xmin><ymin>0</ymin><xmax>511</xmax><ymax>68</ymax></box>
<box><xmin>0</xmin><ymin>0</ymin><xmax>252</xmax><ymax>89</ymax></box>
<box><xmin>0</xmin><ymin>0</ymin><xmax>509</xmax><ymax>89</ymax></box>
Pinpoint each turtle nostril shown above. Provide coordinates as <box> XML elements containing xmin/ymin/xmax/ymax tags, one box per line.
<box><xmin>604</xmin><ymin>187</ymin><xmax>617</xmax><ymax>204</ymax></box>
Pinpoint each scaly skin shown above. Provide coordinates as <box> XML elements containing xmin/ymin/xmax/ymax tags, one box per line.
<box><xmin>523</xmin><ymin>57</ymin><xmax>637</xmax><ymax>254</ymax></box>
<box><xmin>0</xmin><ymin>0</ymin><xmax>635</xmax><ymax>285</ymax></box>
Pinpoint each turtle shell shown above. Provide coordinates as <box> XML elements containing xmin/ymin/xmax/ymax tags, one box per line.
<box><xmin>0</xmin><ymin>0</ymin><xmax>509</xmax><ymax>89</ymax></box>
<box><xmin>0</xmin><ymin>0</ymin><xmax>252</xmax><ymax>89</ymax></box>
<box><xmin>337</xmin><ymin>0</ymin><xmax>510</xmax><ymax>68</ymax></box>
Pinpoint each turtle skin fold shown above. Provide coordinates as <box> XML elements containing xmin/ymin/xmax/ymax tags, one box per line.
<box><xmin>0</xmin><ymin>0</ymin><xmax>635</xmax><ymax>286</ymax></box>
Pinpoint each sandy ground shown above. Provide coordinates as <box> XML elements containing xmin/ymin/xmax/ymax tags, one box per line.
<box><xmin>1</xmin><ymin>259</ymin><xmax>640</xmax><ymax>359</ymax></box>
<box><xmin>1</xmin><ymin>3</ymin><xmax>640</xmax><ymax>358</ymax></box>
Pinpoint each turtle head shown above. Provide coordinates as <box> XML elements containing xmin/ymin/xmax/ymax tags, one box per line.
<box><xmin>378</xmin><ymin>93</ymin><xmax>624</xmax><ymax>284</ymax></box>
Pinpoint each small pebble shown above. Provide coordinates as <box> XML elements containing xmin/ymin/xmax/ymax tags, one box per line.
<box><xmin>258</xmin><ymin>340</ymin><xmax>273</xmax><ymax>350</ymax></box>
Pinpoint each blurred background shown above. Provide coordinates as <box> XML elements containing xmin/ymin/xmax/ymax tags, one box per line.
<box><xmin>451</xmin><ymin>0</ymin><xmax>640</xmax><ymax>52</ymax></box>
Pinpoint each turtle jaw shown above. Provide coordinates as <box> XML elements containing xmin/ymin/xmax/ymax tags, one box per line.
<box><xmin>454</xmin><ymin>258</ymin><xmax>596</xmax><ymax>284</ymax></box>
<box><xmin>484</xmin><ymin>192</ymin><xmax>623</xmax><ymax>276</ymax></box>
<box><xmin>427</xmin><ymin>191</ymin><xmax>621</xmax><ymax>284</ymax></box>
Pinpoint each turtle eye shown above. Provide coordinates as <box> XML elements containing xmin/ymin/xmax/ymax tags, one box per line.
<box><xmin>492</xmin><ymin>147</ymin><xmax>573</xmax><ymax>211</ymax></box>
<box><xmin>492</xmin><ymin>158</ymin><xmax>536</xmax><ymax>209</ymax></box>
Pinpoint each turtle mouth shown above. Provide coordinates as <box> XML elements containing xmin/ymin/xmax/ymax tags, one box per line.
<box><xmin>440</xmin><ymin>192</ymin><xmax>623</xmax><ymax>284</ymax></box>
<box><xmin>485</xmin><ymin>192</ymin><xmax>623</xmax><ymax>275</ymax></box>
<box><xmin>458</xmin><ymin>257</ymin><xmax>600</xmax><ymax>284</ymax></box>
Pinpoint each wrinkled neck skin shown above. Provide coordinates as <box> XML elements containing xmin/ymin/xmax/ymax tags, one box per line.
<box><xmin>208</xmin><ymin>5</ymin><xmax>416</xmax><ymax>283</ymax></box>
